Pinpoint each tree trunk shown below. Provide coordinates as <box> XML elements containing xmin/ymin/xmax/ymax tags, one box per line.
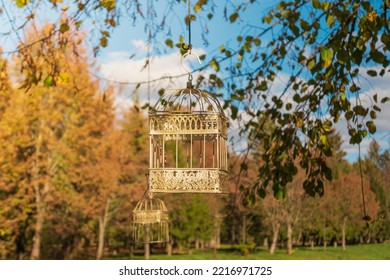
<box><xmin>287</xmin><ymin>222</ymin><xmax>293</xmax><ymax>255</ymax></box>
<box><xmin>242</xmin><ymin>214</ymin><xmax>246</xmax><ymax>244</ymax></box>
<box><xmin>323</xmin><ymin>221</ymin><xmax>327</xmax><ymax>251</ymax></box>
<box><xmin>30</xmin><ymin>127</ymin><xmax>47</xmax><ymax>260</ymax></box>
<box><xmin>342</xmin><ymin>216</ymin><xmax>347</xmax><ymax>251</ymax></box>
<box><xmin>129</xmin><ymin>244</ymin><xmax>134</xmax><ymax>259</ymax></box>
<box><xmin>31</xmin><ymin>175</ymin><xmax>50</xmax><ymax>260</ymax></box>
<box><xmin>167</xmin><ymin>241</ymin><xmax>172</xmax><ymax>256</ymax></box>
<box><xmin>215</xmin><ymin>218</ymin><xmax>221</xmax><ymax>249</ymax></box>
<box><xmin>30</xmin><ymin>195</ymin><xmax>44</xmax><ymax>260</ymax></box>
<box><xmin>96</xmin><ymin>199</ymin><xmax>110</xmax><ymax>260</ymax></box>
<box><xmin>295</xmin><ymin>229</ymin><xmax>302</xmax><ymax>246</ymax></box>
<box><xmin>270</xmin><ymin>223</ymin><xmax>280</xmax><ymax>254</ymax></box>
<box><xmin>144</xmin><ymin>243</ymin><xmax>150</xmax><ymax>260</ymax></box>
<box><xmin>310</xmin><ymin>238</ymin><xmax>314</xmax><ymax>249</ymax></box>
<box><xmin>263</xmin><ymin>237</ymin><xmax>269</xmax><ymax>250</ymax></box>
<box><xmin>231</xmin><ymin>222</ymin><xmax>236</xmax><ymax>244</ymax></box>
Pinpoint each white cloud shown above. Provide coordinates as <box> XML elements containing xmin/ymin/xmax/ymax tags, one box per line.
<box><xmin>99</xmin><ymin>43</ymin><xmax>207</xmax><ymax>112</ymax></box>
<box><xmin>131</xmin><ymin>39</ymin><xmax>149</xmax><ymax>55</ymax></box>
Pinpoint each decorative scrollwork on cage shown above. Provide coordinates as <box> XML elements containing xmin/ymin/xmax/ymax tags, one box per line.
<box><xmin>149</xmin><ymin>87</ymin><xmax>229</xmax><ymax>193</ymax></box>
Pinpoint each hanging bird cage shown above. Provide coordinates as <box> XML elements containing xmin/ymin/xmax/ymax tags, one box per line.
<box><xmin>148</xmin><ymin>58</ymin><xmax>229</xmax><ymax>193</ymax></box>
<box><xmin>132</xmin><ymin>193</ymin><xmax>169</xmax><ymax>243</ymax></box>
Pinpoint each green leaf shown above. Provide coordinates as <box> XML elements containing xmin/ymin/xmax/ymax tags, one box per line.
<box><xmin>320</xmin><ymin>134</ymin><xmax>328</xmax><ymax>145</ymax></box>
<box><xmin>350</xmin><ymin>84</ymin><xmax>360</xmax><ymax>92</ymax></box>
<box><xmin>322</xmin><ymin>2</ymin><xmax>330</xmax><ymax>10</ymax></box>
<box><xmin>320</xmin><ymin>47</ymin><xmax>334</xmax><ymax>68</ymax></box>
<box><xmin>258</xmin><ymin>188</ymin><xmax>266</xmax><ymax>199</ymax></box>
<box><xmin>14</xmin><ymin>0</ymin><xmax>30</xmax><ymax>7</ymax></box>
<box><xmin>105</xmin><ymin>19</ymin><xmax>116</xmax><ymax>27</ymax></box>
<box><xmin>353</xmin><ymin>105</ymin><xmax>368</xmax><ymax>116</ymax></box>
<box><xmin>336</xmin><ymin>49</ymin><xmax>348</xmax><ymax>65</ymax></box>
<box><xmin>100</xmin><ymin>37</ymin><xmax>108</xmax><ymax>47</ymax></box>
<box><xmin>326</xmin><ymin>15</ymin><xmax>335</xmax><ymax>27</ymax></box>
<box><xmin>366</xmin><ymin>121</ymin><xmax>376</xmax><ymax>134</ymax></box>
<box><xmin>367</xmin><ymin>70</ymin><xmax>377</xmax><ymax>77</ymax></box>
<box><xmin>263</xmin><ymin>15</ymin><xmax>273</xmax><ymax>24</ymax></box>
<box><xmin>345</xmin><ymin>111</ymin><xmax>353</xmax><ymax>120</ymax></box>
<box><xmin>274</xmin><ymin>187</ymin><xmax>283</xmax><ymax>200</ymax></box>
<box><xmin>43</xmin><ymin>75</ymin><xmax>54</xmax><ymax>87</ymax></box>
<box><xmin>300</xmin><ymin>20</ymin><xmax>310</xmax><ymax>31</ymax></box>
<box><xmin>194</xmin><ymin>4</ymin><xmax>201</xmax><ymax>13</ymax></box>
<box><xmin>59</xmin><ymin>22</ymin><xmax>70</xmax><ymax>33</ymax></box>
<box><xmin>257</xmin><ymin>81</ymin><xmax>268</xmax><ymax>91</ymax></box>
<box><xmin>307</xmin><ymin>58</ymin><xmax>315</xmax><ymax>70</ymax></box>
<box><xmin>229</xmin><ymin>12</ymin><xmax>239</xmax><ymax>23</ymax></box>
<box><xmin>312</xmin><ymin>0</ymin><xmax>321</xmax><ymax>9</ymax></box>
<box><xmin>209</xmin><ymin>59</ymin><xmax>220</xmax><ymax>71</ymax></box>
<box><xmin>253</xmin><ymin>38</ymin><xmax>261</xmax><ymax>46</ymax></box>
<box><xmin>230</xmin><ymin>104</ymin><xmax>238</xmax><ymax>120</ymax></box>
<box><xmin>323</xmin><ymin>146</ymin><xmax>332</xmax><ymax>157</ymax></box>
<box><xmin>101</xmin><ymin>0</ymin><xmax>116</xmax><ymax>11</ymax></box>
<box><xmin>165</xmin><ymin>39</ymin><xmax>173</xmax><ymax>48</ymax></box>
<box><xmin>324</xmin><ymin>165</ymin><xmax>333</xmax><ymax>181</ymax></box>
<box><xmin>371</xmin><ymin>51</ymin><xmax>386</xmax><ymax>63</ymax></box>
<box><xmin>248</xmin><ymin>191</ymin><xmax>255</xmax><ymax>206</ymax></box>
<box><xmin>381</xmin><ymin>97</ymin><xmax>390</xmax><ymax>103</ymax></box>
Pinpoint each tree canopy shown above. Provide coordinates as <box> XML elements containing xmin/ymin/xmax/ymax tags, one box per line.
<box><xmin>1</xmin><ymin>0</ymin><xmax>390</xmax><ymax>199</ymax></box>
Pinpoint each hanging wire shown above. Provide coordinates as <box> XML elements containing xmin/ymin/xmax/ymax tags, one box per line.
<box><xmin>180</xmin><ymin>0</ymin><xmax>203</xmax><ymax>87</ymax></box>
<box><xmin>182</xmin><ymin>0</ymin><xmax>192</xmax><ymax>52</ymax></box>
<box><xmin>147</xmin><ymin>0</ymin><xmax>152</xmax><ymax>109</ymax></box>
<box><xmin>187</xmin><ymin>0</ymin><xmax>192</xmax><ymax>51</ymax></box>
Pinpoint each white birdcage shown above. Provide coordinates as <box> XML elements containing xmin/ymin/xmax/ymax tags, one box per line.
<box><xmin>148</xmin><ymin>69</ymin><xmax>229</xmax><ymax>193</ymax></box>
<box><xmin>132</xmin><ymin>193</ymin><xmax>169</xmax><ymax>243</ymax></box>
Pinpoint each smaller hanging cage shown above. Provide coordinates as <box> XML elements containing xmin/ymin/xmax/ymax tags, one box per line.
<box><xmin>148</xmin><ymin>83</ymin><xmax>229</xmax><ymax>193</ymax></box>
<box><xmin>132</xmin><ymin>193</ymin><xmax>169</xmax><ymax>243</ymax></box>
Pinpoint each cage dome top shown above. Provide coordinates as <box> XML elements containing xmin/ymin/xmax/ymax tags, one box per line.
<box><xmin>133</xmin><ymin>196</ymin><xmax>168</xmax><ymax>213</ymax></box>
<box><xmin>150</xmin><ymin>88</ymin><xmax>227</xmax><ymax>117</ymax></box>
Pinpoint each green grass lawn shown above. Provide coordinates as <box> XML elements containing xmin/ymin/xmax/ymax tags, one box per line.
<box><xmin>113</xmin><ymin>243</ymin><xmax>390</xmax><ymax>260</ymax></box>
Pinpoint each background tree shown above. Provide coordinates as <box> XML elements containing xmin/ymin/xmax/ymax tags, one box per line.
<box><xmin>363</xmin><ymin>140</ymin><xmax>390</xmax><ymax>240</ymax></box>
<box><xmin>169</xmin><ymin>194</ymin><xmax>214</xmax><ymax>254</ymax></box>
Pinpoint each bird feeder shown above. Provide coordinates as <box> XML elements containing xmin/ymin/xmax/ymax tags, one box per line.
<box><xmin>148</xmin><ymin>52</ymin><xmax>229</xmax><ymax>193</ymax></box>
<box><xmin>132</xmin><ymin>193</ymin><xmax>169</xmax><ymax>243</ymax></box>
